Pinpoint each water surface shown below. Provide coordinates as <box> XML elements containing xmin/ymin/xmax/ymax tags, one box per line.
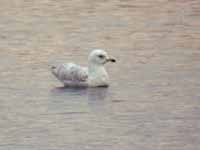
<box><xmin>0</xmin><ymin>0</ymin><xmax>200</xmax><ymax>150</ymax></box>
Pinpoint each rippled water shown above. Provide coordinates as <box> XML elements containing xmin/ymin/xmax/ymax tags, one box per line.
<box><xmin>0</xmin><ymin>0</ymin><xmax>200</xmax><ymax>150</ymax></box>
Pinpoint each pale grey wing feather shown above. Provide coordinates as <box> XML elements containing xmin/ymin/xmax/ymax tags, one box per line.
<box><xmin>51</xmin><ymin>63</ymin><xmax>88</xmax><ymax>82</ymax></box>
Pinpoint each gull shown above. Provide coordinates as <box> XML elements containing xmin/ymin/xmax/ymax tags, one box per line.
<box><xmin>51</xmin><ymin>49</ymin><xmax>116</xmax><ymax>87</ymax></box>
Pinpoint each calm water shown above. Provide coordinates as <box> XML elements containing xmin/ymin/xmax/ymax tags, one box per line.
<box><xmin>0</xmin><ymin>0</ymin><xmax>200</xmax><ymax>150</ymax></box>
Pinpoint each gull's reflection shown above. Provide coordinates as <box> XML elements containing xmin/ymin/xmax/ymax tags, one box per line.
<box><xmin>50</xmin><ymin>86</ymin><xmax>109</xmax><ymax>112</ymax></box>
<box><xmin>87</xmin><ymin>87</ymin><xmax>108</xmax><ymax>101</ymax></box>
<box><xmin>50</xmin><ymin>86</ymin><xmax>108</xmax><ymax>100</ymax></box>
<box><xmin>50</xmin><ymin>86</ymin><xmax>88</xmax><ymax>97</ymax></box>
<box><xmin>49</xmin><ymin>86</ymin><xmax>88</xmax><ymax>113</ymax></box>
<box><xmin>87</xmin><ymin>87</ymin><xmax>109</xmax><ymax>112</ymax></box>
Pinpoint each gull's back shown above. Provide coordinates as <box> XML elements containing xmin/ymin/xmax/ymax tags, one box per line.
<box><xmin>51</xmin><ymin>63</ymin><xmax>88</xmax><ymax>86</ymax></box>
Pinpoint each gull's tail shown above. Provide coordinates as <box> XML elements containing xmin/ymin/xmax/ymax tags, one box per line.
<box><xmin>51</xmin><ymin>65</ymin><xmax>58</xmax><ymax>77</ymax></box>
<box><xmin>50</xmin><ymin>64</ymin><xmax>68</xmax><ymax>81</ymax></box>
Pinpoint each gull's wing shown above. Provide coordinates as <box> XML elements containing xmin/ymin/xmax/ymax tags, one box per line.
<box><xmin>51</xmin><ymin>63</ymin><xmax>88</xmax><ymax>82</ymax></box>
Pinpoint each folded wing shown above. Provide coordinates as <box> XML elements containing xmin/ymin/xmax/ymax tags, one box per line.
<box><xmin>51</xmin><ymin>63</ymin><xmax>88</xmax><ymax>82</ymax></box>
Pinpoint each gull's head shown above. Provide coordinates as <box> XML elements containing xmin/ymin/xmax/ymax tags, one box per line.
<box><xmin>88</xmin><ymin>49</ymin><xmax>116</xmax><ymax>65</ymax></box>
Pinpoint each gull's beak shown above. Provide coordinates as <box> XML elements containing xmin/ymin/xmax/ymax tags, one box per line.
<box><xmin>106</xmin><ymin>57</ymin><xmax>116</xmax><ymax>63</ymax></box>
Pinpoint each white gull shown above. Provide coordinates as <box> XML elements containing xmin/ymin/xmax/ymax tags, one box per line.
<box><xmin>51</xmin><ymin>49</ymin><xmax>116</xmax><ymax>87</ymax></box>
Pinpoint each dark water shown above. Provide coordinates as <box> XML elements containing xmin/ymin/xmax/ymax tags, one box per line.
<box><xmin>0</xmin><ymin>0</ymin><xmax>200</xmax><ymax>150</ymax></box>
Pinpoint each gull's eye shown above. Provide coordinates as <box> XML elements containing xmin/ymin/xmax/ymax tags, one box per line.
<box><xmin>98</xmin><ymin>55</ymin><xmax>105</xmax><ymax>59</ymax></box>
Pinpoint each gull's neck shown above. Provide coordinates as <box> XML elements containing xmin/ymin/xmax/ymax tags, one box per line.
<box><xmin>88</xmin><ymin>62</ymin><xmax>109</xmax><ymax>86</ymax></box>
<box><xmin>88</xmin><ymin>63</ymin><xmax>105</xmax><ymax>74</ymax></box>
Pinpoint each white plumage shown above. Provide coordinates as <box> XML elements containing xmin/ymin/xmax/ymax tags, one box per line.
<box><xmin>52</xmin><ymin>63</ymin><xmax>88</xmax><ymax>81</ymax></box>
<box><xmin>51</xmin><ymin>49</ymin><xmax>116</xmax><ymax>87</ymax></box>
